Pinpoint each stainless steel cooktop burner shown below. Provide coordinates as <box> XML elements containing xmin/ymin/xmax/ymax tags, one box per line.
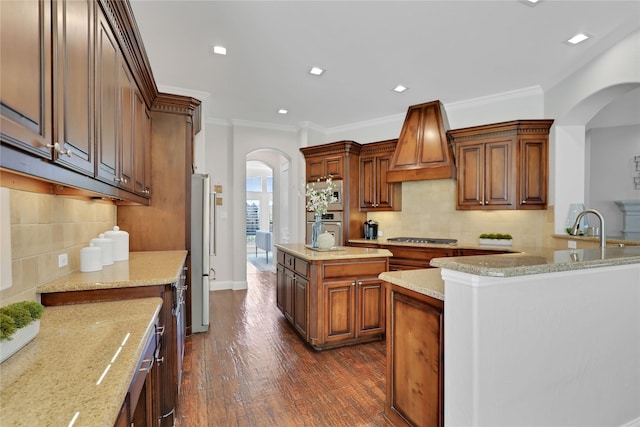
<box><xmin>387</xmin><ymin>237</ymin><xmax>457</xmax><ymax>245</ymax></box>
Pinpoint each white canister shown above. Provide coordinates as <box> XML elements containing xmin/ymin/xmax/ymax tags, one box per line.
<box><xmin>80</xmin><ymin>243</ymin><xmax>103</xmax><ymax>272</ymax></box>
<box><xmin>90</xmin><ymin>233</ymin><xmax>113</xmax><ymax>266</ymax></box>
<box><xmin>105</xmin><ymin>226</ymin><xmax>129</xmax><ymax>261</ymax></box>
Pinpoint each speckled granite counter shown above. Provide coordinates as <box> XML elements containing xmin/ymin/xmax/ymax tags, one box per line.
<box><xmin>37</xmin><ymin>250</ymin><xmax>187</xmax><ymax>293</ymax></box>
<box><xmin>274</xmin><ymin>243</ymin><xmax>392</xmax><ymax>261</ymax></box>
<box><xmin>0</xmin><ymin>298</ymin><xmax>162</xmax><ymax>426</ymax></box>
<box><xmin>379</xmin><ymin>268</ymin><xmax>444</xmax><ymax>300</ymax></box>
<box><xmin>431</xmin><ymin>246</ymin><xmax>640</xmax><ymax>277</ymax></box>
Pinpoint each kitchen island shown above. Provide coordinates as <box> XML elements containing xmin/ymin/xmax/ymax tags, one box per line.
<box><xmin>0</xmin><ymin>298</ymin><xmax>163</xmax><ymax>426</ymax></box>
<box><xmin>274</xmin><ymin>243</ymin><xmax>392</xmax><ymax>350</ymax></box>
<box><xmin>428</xmin><ymin>246</ymin><xmax>640</xmax><ymax>427</ymax></box>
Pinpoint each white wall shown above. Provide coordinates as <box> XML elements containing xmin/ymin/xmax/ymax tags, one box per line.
<box><xmin>545</xmin><ymin>30</ymin><xmax>640</xmax><ymax>233</ymax></box>
<box><xmin>587</xmin><ymin>124</ymin><xmax>640</xmax><ymax>236</ymax></box>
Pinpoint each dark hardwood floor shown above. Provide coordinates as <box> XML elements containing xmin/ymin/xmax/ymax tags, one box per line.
<box><xmin>176</xmin><ymin>263</ymin><xmax>390</xmax><ymax>426</ymax></box>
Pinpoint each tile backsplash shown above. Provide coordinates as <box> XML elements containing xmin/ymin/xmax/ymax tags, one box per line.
<box><xmin>368</xmin><ymin>180</ymin><xmax>555</xmax><ymax>247</ymax></box>
<box><xmin>0</xmin><ymin>189</ymin><xmax>116</xmax><ymax>305</ymax></box>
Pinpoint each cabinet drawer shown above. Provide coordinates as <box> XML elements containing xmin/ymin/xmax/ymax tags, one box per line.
<box><xmin>294</xmin><ymin>258</ymin><xmax>309</xmax><ymax>277</ymax></box>
<box><xmin>283</xmin><ymin>253</ymin><xmax>295</xmax><ymax>269</ymax></box>
<box><xmin>277</xmin><ymin>250</ymin><xmax>286</xmax><ymax>265</ymax></box>
<box><xmin>128</xmin><ymin>318</ymin><xmax>158</xmax><ymax>416</ymax></box>
<box><xmin>323</xmin><ymin>259</ymin><xmax>387</xmax><ymax>279</ymax></box>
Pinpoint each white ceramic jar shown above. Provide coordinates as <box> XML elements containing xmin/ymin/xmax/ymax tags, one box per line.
<box><xmin>105</xmin><ymin>226</ymin><xmax>129</xmax><ymax>261</ymax></box>
<box><xmin>80</xmin><ymin>243</ymin><xmax>102</xmax><ymax>272</ymax></box>
<box><xmin>90</xmin><ymin>233</ymin><xmax>113</xmax><ymax>266</ymax></box>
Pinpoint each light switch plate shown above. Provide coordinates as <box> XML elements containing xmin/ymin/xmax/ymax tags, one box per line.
<box><xmin>567</xmin><ymin>240</ymin><xmax>577</xmax><ymax>249</ymax></box>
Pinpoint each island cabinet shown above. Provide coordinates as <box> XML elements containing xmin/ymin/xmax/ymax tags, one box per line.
<box><xmin>385</xmin><ymin>282</ymin><xmax>444</xmax><ymax>427</ymax></box>
<box><xmin>383</xmin><ymin>246</ymin><xmax>454</xmax><ymax>271</ymax></box>
<box><xmin>276</xmin><ymin>248</ymin><xmax>388</xmax><ymax>350</ymax></box>
<box><xmin>448</xmin><ymin>119</ymin><xmax>553</xmax><ymax>210</ymax></box>
<box><xmin>359</xmin><ymin>139</ymin><xmax>402</xmax><ymax>211</ymax></box>
<box><xmin>40</xmin><ymin>279</ymin><xmax>185</xmax><ymax>427</ymax></box>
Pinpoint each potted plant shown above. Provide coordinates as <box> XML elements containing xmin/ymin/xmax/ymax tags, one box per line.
<box><xmin>479</xmin><ymin>233</ymin><xmax>513</xmax><ymax>246</ymax></box>
<box><xmin>0</xmin><ymin>301</ymin><xmax>44</xmax><ymax>363</ymax></box>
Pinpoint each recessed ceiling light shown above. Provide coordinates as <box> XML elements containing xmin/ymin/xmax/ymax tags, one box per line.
<box><xmin>567</xmin><ymin>33</ymin><xmax>589</xmax><ymax>45</ymax></box>
<box><xmin>278</xmin><ymin>109</ymin><xmax>288</xmax><ymax>115</ymax></box>
<box><xmin>212</xmin><ymin>45</ymin><xmax>227</xmax><ymax>55</ymax></box>
<box><xmin>393</xmin><ymin>85</ymin><xmax>408</xmax><ymax>93</ymax></box>
<box><xmin>309</xmin><ymin>67</ymin><xmax>325</xmax><ymax>76</ymax></box>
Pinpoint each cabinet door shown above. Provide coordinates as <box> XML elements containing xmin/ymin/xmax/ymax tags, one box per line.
<box><xmin>118</xmin><ymin>61</ymin><xmax>134</xmax><ymax>191</ymax></box>
<box><xmin>356</xmin><ymin>278</ymin><xmax>384</xmax><ymax>336</ymax></box>
<box><xmin>293</xmin><ymin>275</ymin><xmax>309</xmax><ymax>339</ymax></box>
<box><xmin>284</xmin><ymin>269</ymin><xmax>295</xmax><ymax>323</ymax></box>
<box><xmin>359</xmin><ymin>156</ymin><xmax>376</xmax><ymax>209</ymax></box>
<box><xmin>0</xmin><ymin>0</ymin><xmax>52</xmax><ymax>159</ymax></box>
<box><xmin>53</xmin><ymin>0</ymin><xmax>94</xmax><ymax>176</ymax></box>
<box><xmin>133</xmin><ymin>90</ymin><xmax>150</xmax><ymax>196</ymax></box>
<box><xmin>306</xmin><ymin>158</ymin><xmax>325</xmax><ymax>182</ymax></box>
<box><xmin>519</xmin><ymin>136</ymin><xmax>547</xmax><ymax>208</ymax></box>
<box><xmin>484</xmin><ymin>139</ymin><xmax>515</xmax><ymax>208</ymax></box>
<box><xmin>276</xmin><ymin>264</ymin><xmax>285</xmax><ymax>312</ymax></box>
<box><xmin>387</xmin><ymin>289</ymin><xmax>444</xmax><ymax>427</ymax></box>
<box><xmin>324</xmin><ymin>280</ymin><xmax>356</xmax><ymax>342</ymax></box>
<box><xmin>324</xmin><ymin>155</ymin><xmax>344</xmax><ymax>179</ymax></box>
<box><xmin>457</xmin><ymin>143</ymin><xmax>484</xmax><ymax>208</ymax></box>
<box><xmin>95</xmin><ymin>9</ymin><xmax>119</xmax><ymax>184</ymax></box>
<box><xmin>375</xmin><ymin>155</ymin><xmax>395</xmax><ymax>209</ymax></box>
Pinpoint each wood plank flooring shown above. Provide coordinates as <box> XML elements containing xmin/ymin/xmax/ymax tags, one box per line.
<box><xmin>176</xmin><ymin>264</ymin><xmax>390</xmax><ymax>426</ymax></box>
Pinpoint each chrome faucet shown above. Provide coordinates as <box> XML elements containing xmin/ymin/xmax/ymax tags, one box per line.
<box><xmin>571</xmin><ymin>209</ymin><xmax>606</xmax><ymax>249</ymax></box>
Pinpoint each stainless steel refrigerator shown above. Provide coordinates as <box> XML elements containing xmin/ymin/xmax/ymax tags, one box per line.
<box><xmin>191</xmin><ymin>173</ymin><xmax>213</xmax><ymax>333</ymax></box>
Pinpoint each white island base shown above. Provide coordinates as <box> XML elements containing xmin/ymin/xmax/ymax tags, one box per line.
<box><xmin>442</xmin><ymin>263</ymin><xmax>640</xmax><ymax>427</ymax></box>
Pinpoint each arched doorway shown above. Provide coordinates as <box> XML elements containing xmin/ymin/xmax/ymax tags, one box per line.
<box><xmin>245</xmin><ymin>149</ymin><xmax>292</xmax><ymax>276</ymax></box>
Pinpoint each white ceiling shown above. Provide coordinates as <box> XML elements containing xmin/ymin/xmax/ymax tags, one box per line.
<box><xmin>129</xmin><ymin>0</ymin><xmax>640</xmax><ymax>130</ymax></box>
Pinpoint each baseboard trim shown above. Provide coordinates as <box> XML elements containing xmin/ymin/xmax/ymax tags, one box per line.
<box><xmin>209</xmin><ymin>280</ymin><xmax>248</xmax><ymax>291</ymax></box>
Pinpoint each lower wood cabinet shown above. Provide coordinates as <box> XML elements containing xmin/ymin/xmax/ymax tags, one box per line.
<box><xmin>384</xmin><ymin>282</ymin><xmax>444</xmax><ymax>427</ymax></box>
<box><xmin>276</xmin><ymin>249</ymin><xmax>388</xmax><ymax>350</ymax></box>
<box><xmin>40</xmin><ymin>279</ymin><xmax>184</xmax><ymax>427</ymax></box>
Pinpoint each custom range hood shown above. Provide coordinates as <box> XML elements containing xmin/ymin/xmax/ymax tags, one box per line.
<box><xmin>386</xmin><ymin>100</ymin><xmax>456</xmax><ymax>183</ymax></box>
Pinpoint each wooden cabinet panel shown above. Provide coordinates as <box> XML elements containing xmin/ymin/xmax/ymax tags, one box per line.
<box><xmin>519</xmin><ymin>136</ymin><xmax>547</xmax><ymax>208</ymax></box>
<box><xmin>383</xmin><ymin>246</ymin><xmax>453</xmax><ymax>271</ymax></box>
<box><xmin>283</xmin><ymin>269</ymin><xmax>295</xmax><ymax>324</ymax></box>
<box><xmin>357</xmin><ymin>278</ymin><xmax>384</xmax><ymax>336</ymax></box>
<box><xmin>306</xmin><ymin>155</ymin><xmax>344</xmax><ymax>182</ymax></box>
<box><xmin>0</xmin><ymin>0</ymin><xmax>52</xmax><ymax>159</ymax></box>
<box><xmin>95</xmin><ymin>8</ymin><xmax>119</xmax><ymax>185</ymax></box>
<box><xmin>133</xmin><ymin>90</ymin><xmax>150</xmax><ymax>196</ymax></box>
<box><xmin>359</xmin><ymin>140</ymin><xmax>401</xmax><ymax>211</ymax></box>
<box><xmin>118</xmin><ymin>61</ymin><xmax>135</xmax><ymax>191</ymax></box>
<box><xmin>53</xmin><ymin>0</ymin><xmax>95</xmax><ymax>176</ymax></box>
<box><xmin>385</xmin><ymin>285</ymin><xmax>444</xmax><ymax>427</ymax></box>
<box><xmin>293</xmin><ymin>276</ymin><xmax>309</xmax><ymax>339</ymax></box>
<box><xmin>484</xmin><ymin>139</ymin><xmax>515</xmax><ymax>207</ymax></box>
<box><xmin>324</xmin><ymin>280</ymin><xmax>356</xmax><ymax>342</ymax></box>
<box><xmin>450</xmin><ymin>120</ymin><xmax>552</xmax><ymax>211</ymax></box>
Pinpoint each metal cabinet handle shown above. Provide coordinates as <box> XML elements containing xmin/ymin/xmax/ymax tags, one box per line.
<box><xmin>155</xmin><ymin>356</ymin><xmax>164</xmax><ymax>366</ymax></box>
<box><xmin>139</xmin><ymin>358</ymin><xmax>154</xmax><ymax>372</ymax></box>
<box><xmin>156</xmin><ymin>326</ymin><xmax>165</xmax><ymax>336</ymax></box>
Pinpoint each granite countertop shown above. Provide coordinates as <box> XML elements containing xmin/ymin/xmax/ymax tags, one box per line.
<box><xmin>275</xmin><ymin>243</ymin><xmax>392</xmax><ymax>261</ymax></box>
<box><xmin>37</xmin><ymin>250</ymin><xmax>187</xmax><ymax>293</ymax></box>
<box><xmin>380</xmin><ymin>268</ymin><xmax>444</xmax><ymax>301</ymax></box>
<box><xmin>0</xmin><ymin>298</ymin><xmax>163</xmax><ymax>426</ymax></box>
<box><xmin>431</xmin><ymin>246</ymin><xmax>640</xmax><ymax>277</ymax></box>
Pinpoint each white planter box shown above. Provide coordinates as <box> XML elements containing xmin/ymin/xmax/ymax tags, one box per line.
<box><xmin>479</xmin><ymin>238</ymin><xmax>513</xmax><ymax>246</ymax></box>
<box><xmin>0</xmin><ymin>320</ymin><xmax>40</xmax><ymax>363</ymax></box>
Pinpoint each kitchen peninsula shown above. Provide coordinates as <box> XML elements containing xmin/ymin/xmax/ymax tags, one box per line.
<box><xmin>381</xmin><ymin>246</ymin><xmax>640</xmax><ymax>427</ymax></box>
<box><xmin>274</xmin><ymin>243</ymin><xmax>392</xmax><ymax>350</ymax></box>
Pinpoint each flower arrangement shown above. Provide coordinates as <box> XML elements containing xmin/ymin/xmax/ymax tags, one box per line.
<box><xmin>478</xmin><ymin>233</ymin><xmax>513</xmax><ymax>246</ymax></box>
<box><xmin>305</xmin><ymin>178</ymin><xmax>338</xmax><ymax>216</ymax></box>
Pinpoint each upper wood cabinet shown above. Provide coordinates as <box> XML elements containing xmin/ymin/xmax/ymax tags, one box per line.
<box><xmin>306</xmin><ymin>155</ymin><xmax>344</xmax><ymax>182</ymax></box>
<box><xmin>387</xmin><ymin>101</ymin><xmax>456</xmax><ymax>183</ymax></box>
<box><xmin>0</xmin><ymin>0</ymin><xmax>161</xmax><ymax>204</ymax></box>
<box><xmin>359</xmin><ymin>140</ymin><xmax>401</xmax><ymax>211</ymax></box>
<box><xmin>0</xmin><ymin>0</ymin><xmax>53</xmax><ymax>159</ymax></box>
<box><xmin>53</xmin><ymin>0</ymin><xmax>95</xmax><ymax>176</ymax></box>
<box><xmin>449</xmin><ymin>120</ymin><xmax>553</xmax><ymax>210</ymax></box>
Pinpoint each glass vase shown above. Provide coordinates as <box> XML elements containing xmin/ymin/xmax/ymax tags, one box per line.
<box><xmin>311</xmin><ymin>214</ymin><xmax>323</xmax><ymax>248</ymax></box>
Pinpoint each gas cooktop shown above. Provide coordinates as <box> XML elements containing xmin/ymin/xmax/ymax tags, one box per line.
<box><xmin>387</xmin><ymin>237</ymin><xmax>457</xmax><ymax>245</ymax></box>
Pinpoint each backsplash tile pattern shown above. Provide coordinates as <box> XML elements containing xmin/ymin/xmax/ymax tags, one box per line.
<box><xmin>369</xmin><ymin>180</ymin><xmax>555</xmax><ymax>248</ymax></box>
<box><xmin>1</xmin><ymin>189</ymin><xmax>116</xmax><ymax>305</ymax></box>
